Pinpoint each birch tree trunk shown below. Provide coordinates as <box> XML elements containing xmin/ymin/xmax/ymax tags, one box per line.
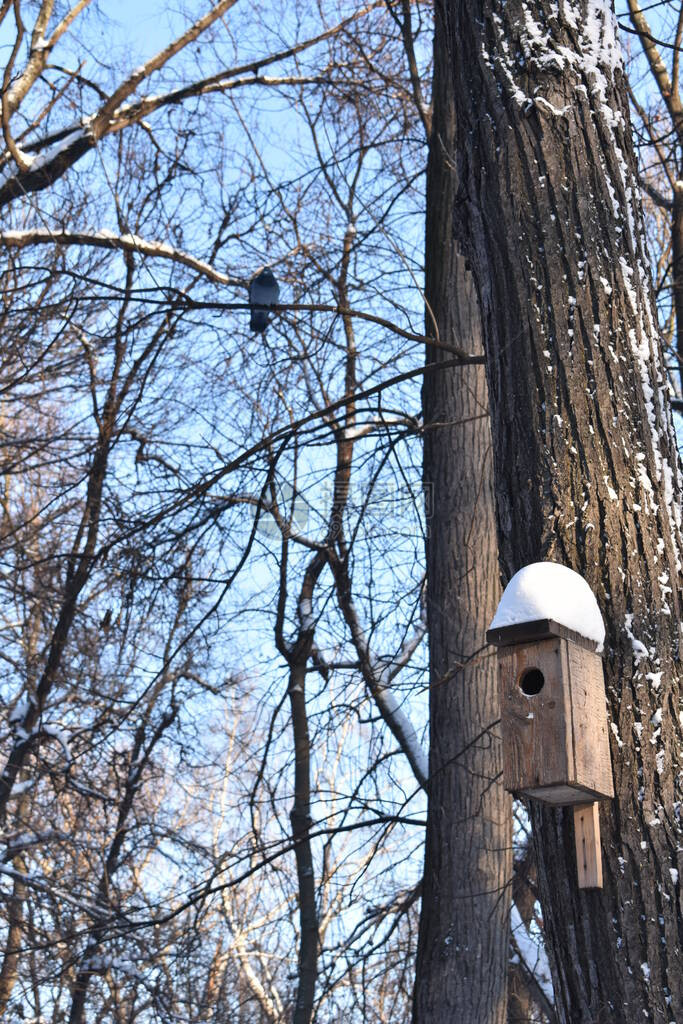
<box><xmin>437</xmin><ymin>0</ymin><xmax>682</xmax><ymax>1019</ymax></box>
<box><xmin>413</xmin><ymin>16</ymin><xmax>512</xmax><ymax>1023</ymax></box>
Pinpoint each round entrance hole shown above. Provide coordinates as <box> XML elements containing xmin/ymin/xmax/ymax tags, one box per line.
<box><xmin>519</xmin><ymin>667</ymin><xmax>545</xmax><ymax>696</ymax></box>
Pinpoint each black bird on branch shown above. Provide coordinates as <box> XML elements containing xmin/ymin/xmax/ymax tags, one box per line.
<box><xmin>249</xmin><ymin>267</ymin><xmax>279</xmax><ymax>333</ymax></box>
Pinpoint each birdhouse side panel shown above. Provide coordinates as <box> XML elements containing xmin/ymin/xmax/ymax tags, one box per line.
<box><xmin>498</xmin><ymin>639</ymin><xmax>574</xmax><ymax>794</ymax></box>
<box><xmin>567</xmin><ymin>643</ymin><xmax>614</xmax><ymax>799</ymax></box>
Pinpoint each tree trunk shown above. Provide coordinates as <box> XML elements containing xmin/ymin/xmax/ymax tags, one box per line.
<box><xmin>672</xmin><ymin>183</ymin><xmax>683</xmax><ymax>395</ymax></box>
<box><xmin>438</xmin><ymin>1</ymin><xmax>683</xmax><ymax>1019</ymax></box>
<box><xmin>413</xmin><ymin>15</ymin><xmax>512</xmax><ymax>1023</ymax></box>
<box><xmin>288</xmin><ymin>652</ymin><xmax>319</xmax><ymax>1024</ymax></box>
<box><xmin>0</xmin><ymin>853</ymin><xmax>26</xmax><ymax>1015</ymax></box>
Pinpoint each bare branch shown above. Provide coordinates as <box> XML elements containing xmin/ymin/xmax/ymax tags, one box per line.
<box><xmin>628</xmin><ymin>0</ymin><xmax>683</xmax><ymax>138</ymax></box>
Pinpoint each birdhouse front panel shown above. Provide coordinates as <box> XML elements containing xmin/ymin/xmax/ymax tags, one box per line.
<box><xmin>497</xmin><ymin>634</ymin><xmax>614</xmax><ymax>804</ymax></box>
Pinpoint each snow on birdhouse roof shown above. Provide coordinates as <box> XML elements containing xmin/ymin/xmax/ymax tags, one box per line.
<box><xmin>489</xmin><ymin>562</ymin><xmax>605</xmax><ymax>651</ymax></box>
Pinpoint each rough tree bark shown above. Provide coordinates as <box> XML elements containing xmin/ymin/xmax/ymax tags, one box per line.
<box><xmin>437</xmin><ymin>1</ymin><xmax>682</xmax><ymax>1020</ymax></box>
<box><xmin>672</xmin><ymin>187</ymin><xmax>683</xmax><ymax>390</ymax></box>
<box><xmin>413</xmin><ymin>16</ymin><xmax>512</xmax><ymax>1024</ymax></box>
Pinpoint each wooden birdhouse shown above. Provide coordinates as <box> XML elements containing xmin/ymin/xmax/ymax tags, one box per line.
<box><xmin>487</xmin><ymin>563</ymin><xmax>614</xmax><ymax>888</ymax></box>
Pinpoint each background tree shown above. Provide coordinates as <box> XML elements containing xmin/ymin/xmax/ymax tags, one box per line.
<box><xmin>412</xmin><ymin>14</ymin><xmax>513</xmax><ymax>1024</ymax></box>
<box><xmin>621</xmin><ymin>0</ymin><xmax>683</xmax><ymax>396</ymax></box>
<box><xmin>0</xmin><ymin>2</ymin><xmax>445</xmax><ymax>1021</ymax></box>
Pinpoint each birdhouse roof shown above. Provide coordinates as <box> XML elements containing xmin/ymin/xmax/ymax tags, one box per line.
<box><xmin>487</xmin><ymin>562</ymin><xmax>605</xmax><ymax>651</ymax></box>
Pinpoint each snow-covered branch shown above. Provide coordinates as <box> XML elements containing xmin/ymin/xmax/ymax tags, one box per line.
<box><xmin>0</xmin><ymin>2</ymin><xmax>385</xmax><ymax>209</ymax></box>
<box><xmin>342</xmin><ymin>414</ymin><xmax>421</xmax><ymax>441</ymax></box>
<box><xmin>330</xmin><ymin>558</ymin><xmax>428</xmax><ymax>789</ymax></box>
<box><xmin>92</xmin><ymin>0</ymin><xmax>240</xmax><ymax>131</ymax></box>
<box><xmin>510</xmin><ymin>904</ymin><xmax>556</xmax><ymax>1019</ymax></box>
<box><xmin>2</xmin><ymin>1</ymin><xmax>92</xmax><ymax>118</ymax></box>
<box><xmin>0</xmin><ymin>228</ymin><xmax>241</xmax><ymax>285</ymax></box>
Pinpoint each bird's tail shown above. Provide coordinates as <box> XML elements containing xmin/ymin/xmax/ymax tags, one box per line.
<box><xmin>250</xmin><ymin>310</ymin><xmax>268</xmax><ymax>333</ymax></box>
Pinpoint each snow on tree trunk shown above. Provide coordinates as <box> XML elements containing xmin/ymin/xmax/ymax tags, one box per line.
<box><xmin>413</xmin><ymin>18</ymin><xmax>512</xmax><ymax>1023</ymax></box>
<box><xmin>438</xmin><ymin>0</ymin><xmax>682</xmax><ymax>1019</ymax></box>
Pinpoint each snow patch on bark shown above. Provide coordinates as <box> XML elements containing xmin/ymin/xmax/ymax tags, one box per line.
<box><xmin>486</xmin><ymin>1</ymin><xmax>622</xmax><ymax>125</ymax></box>
<box><xmin>624</xmin><ymin>613</ymin><xmax>650</xmax><ymax>666</ymax></box>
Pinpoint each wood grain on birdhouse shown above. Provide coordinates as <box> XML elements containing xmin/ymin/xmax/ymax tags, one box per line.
<box><xmin>496</xmin><ymin>631</ymin><xmax>614</xmax><ymax>804</ymax></box>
